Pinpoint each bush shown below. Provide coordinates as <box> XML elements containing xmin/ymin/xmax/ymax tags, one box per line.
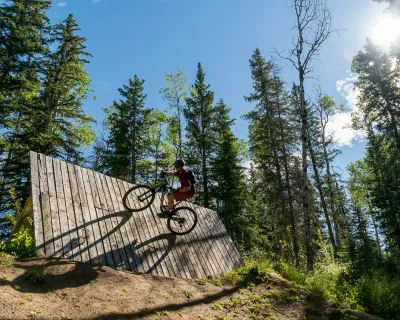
<box><xmin>280</xmin><ymin>262</ymin><xmax>306</xmax><ymax>285</ymax></box>
<box><xmin>25</xmin><ymin>270</ymin><xmax>45</xmax><ymax>285</ymax></box>
<box><xmin>222</xmin><ymin>260</ymin><xmax>272</xmax><ymax>286</ymax></box>
<box><xmin>357</xmin><ymin>274</ymin><xmax>400</xmax><ymax>320</ymax></box>
<box><xmin>0</xmin><ymin>241</ymin><xmax>6</xmax><ymax>253</ymax></box>
<box><xmin>5</xmin><ymin>230</ymin><xmax>37</xmax><ymax>258</ymax></box>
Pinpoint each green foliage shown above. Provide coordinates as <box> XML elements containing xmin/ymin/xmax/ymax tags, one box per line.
<box><xmin>357</xmin><ymin>274</ymin><xmax>400</xmax><ymax>320</ymax></box>
<box><xmin>184</xmin><ymin>62</ymin><xmax>215</xmax><ymax>207</ymax></box>
<box><xmin>5</xmin><ymin>230</ymin><xmax>37</xmax><ymax>258</ymax></box>
<box><xmin>222</xmin><ymin>260</ymin><xmax>272</xmax><ymax>287</ymax></box>
<box><xmin>279</xmin><ymin>262</ymin><xmax>306</xmax><ymax>285</ymax></box>
<box><xmin>25</xmin><ymin>270</ymin><xmax>45</xmax><ymax>285</ymax></box>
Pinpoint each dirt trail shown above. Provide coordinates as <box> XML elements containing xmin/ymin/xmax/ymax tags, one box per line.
<box><xmin>0</xmin><ymin>255</ymin><xmax>382</xmax><ymax>320</ymax></box>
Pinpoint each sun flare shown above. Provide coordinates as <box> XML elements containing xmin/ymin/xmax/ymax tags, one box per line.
<box><xmin>371</xmin><ymin>16</ymin><xmax>400</xmax><ymax>48</ymax></box>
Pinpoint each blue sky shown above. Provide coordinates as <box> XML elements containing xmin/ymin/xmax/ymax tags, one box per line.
<box><xmin>49</xmin><ymin>0</ymin><xmax>388</xmax><ymax>177</ymax></box>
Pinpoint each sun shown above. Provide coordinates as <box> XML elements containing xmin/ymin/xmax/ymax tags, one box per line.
<box><xmin>371</xmin><ymin>16</ymin><xmax>400</xmax><ymax>49</ymax></box>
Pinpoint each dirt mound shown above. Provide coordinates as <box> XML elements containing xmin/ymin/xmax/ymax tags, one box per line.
<box><xmin>0</xmin><ymin>255</ymin><xmax>382</xmax><ymax>320</ymax></box>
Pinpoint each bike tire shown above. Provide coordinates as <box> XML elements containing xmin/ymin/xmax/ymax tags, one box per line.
<box><xmin>167</xmin><ymin>206</ymin><xmax>198</xmax><ymax>235</ymax></box>
<box><xmin>122</xmin><ymin>185</ymin><xmax>155</xmax><ymax>212</ymax></box>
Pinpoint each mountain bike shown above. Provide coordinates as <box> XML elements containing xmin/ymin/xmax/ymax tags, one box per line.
<box><xmin>122</xmin><ymin>171</ymin><xmax>198</xmax><ymax>235</ymax></box>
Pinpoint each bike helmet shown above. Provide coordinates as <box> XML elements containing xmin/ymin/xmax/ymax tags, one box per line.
<box><xmin>174</xmin><ymin>159</ymin><xmax>185</xmax><ymax>168</ymax></box>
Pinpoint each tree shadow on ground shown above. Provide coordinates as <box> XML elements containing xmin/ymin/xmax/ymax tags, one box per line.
<box><xmin>0</xmin><ymin>231</ymin><xmax>177</xmax><ymax>292</ymax></box>
<box><xmin>90</xmin><ymin>287</ymin><xmax>239</xmax><ymax>320</ymax></box>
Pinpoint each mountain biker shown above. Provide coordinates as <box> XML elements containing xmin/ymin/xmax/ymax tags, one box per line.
<box><xmin>158</xmin><ymin>159</ymin><xmax>196</xmax><ymax>218</ymax></box>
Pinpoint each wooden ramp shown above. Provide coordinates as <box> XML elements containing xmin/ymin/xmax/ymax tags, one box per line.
<box><xmin>29</xmin><ymin>151</ymin><xmax>243</xmax><ymax>279</ymax></box>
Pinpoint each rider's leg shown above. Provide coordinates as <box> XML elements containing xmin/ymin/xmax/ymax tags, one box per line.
<box><xmin>167</xmin><ymin>193</ymin><xmax>175</xmax><ymax>211</ymax></box>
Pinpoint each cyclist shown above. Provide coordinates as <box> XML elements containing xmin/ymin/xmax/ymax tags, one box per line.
<box><xmin>158</xmin><ymin>159</ymin><xmax>196</xmax><ymax>218</ymax></box>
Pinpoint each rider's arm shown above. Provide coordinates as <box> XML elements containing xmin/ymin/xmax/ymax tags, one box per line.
<box><xmin>178</xmin><ymin>186</ymin><xmax>191</xmax><ymax>193</ymax></box>
<box><xmin>167</xmin><ymin>172</ymin><xmax>175</xmax><ymax>177</ymax></box>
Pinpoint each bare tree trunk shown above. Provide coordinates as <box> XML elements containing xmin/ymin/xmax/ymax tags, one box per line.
<box><xmin>283</xmin><ymin>0</ymin><xmax>334</xmax><ymax>271</ymax></box>
<box><xmin>301</xmin><ymin>100</ymin><xmax>313</xmax><ymax>271</ymax></box>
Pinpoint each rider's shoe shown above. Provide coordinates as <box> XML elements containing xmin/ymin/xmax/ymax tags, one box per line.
<box><xmin>158</xmin><ymin>207</ymin><xmax>171</xmax><ymax>219</ymax></box>
<box><xmin>157</xmin><ymin>211</ymin><xmax>167</xmax><ymax>218</ymax></box>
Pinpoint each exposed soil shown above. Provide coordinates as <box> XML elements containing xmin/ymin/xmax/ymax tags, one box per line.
<box><xmin>0</xmin><ymin>255</ymin><xmax>382</xmax><ymax>320</ymax></box>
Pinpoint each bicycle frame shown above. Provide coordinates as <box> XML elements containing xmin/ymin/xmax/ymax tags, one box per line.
<box><xmin>135</xmin><ymin>174</ymin><xmax>186</xmax><ymax>223</ymax></box>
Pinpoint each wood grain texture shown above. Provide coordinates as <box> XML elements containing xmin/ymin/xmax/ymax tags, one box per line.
<box><xmin>30</xmin><ymin>153</ymin><xmax>244</xmax><ymax>278</ymax></box>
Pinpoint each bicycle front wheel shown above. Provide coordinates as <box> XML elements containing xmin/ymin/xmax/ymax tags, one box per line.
<box><xmin>167</xmin><ymin>206</ymin><xmax>198</xmax><ymax>235</ymax></box>
<box><xmin>122</xmin><ymin>185</ymin><xmax>155</xmax><ymax>212</ymax></box>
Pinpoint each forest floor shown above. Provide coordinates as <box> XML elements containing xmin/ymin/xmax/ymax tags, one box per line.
<box><xmin>0</xmin><ymin>254</ymin><xmax>383</xmax><ymax>320</ymax></box>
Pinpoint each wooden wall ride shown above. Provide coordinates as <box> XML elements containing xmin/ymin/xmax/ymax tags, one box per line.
<box><xmin>29</xmin><ymin>151</ymin><xmax>244</xmax><ymax>279</ymax></box>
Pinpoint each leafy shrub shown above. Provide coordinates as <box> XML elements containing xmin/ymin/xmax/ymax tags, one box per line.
<box><xmin>357</xmin><ymin>274</ymin><xmax>400</xmax><ymax>320</ymax></box>
<box><xmin>0</xmin><ymin>241</ymin><xmax>6</xmax><ymax>253</ymax></box>
<box><xmin>5</xmin><ymin>230</ymin><xmax>37</xmax><ymax>258</ymax></box>
<box><xmin>279</xmin><ymin>262</ymin><xmax>306</xmax><ymax>285</ymax></box>
<box><xmin>25</xmin><ymin>270</ymin><xmax>45</xmax><ymax>285</ymax></box>
<box><xmin>222</xmin><ymin>260</ymin><xmax>272</xmax><ymax>286</ymax></box>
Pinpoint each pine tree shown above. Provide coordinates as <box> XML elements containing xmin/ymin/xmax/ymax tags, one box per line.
<box><xmin>0</xmin><ymin>0</ymin><xmax>51</xmax><ymax>217</ymax></box>
<box><xmin>104</xmin><ymin>76</ymin><xmax>151</xmax><ymax>184</ymax></box>
<box><xmin>244</xmin><ymin>49</ymin><xmax>301</xmax><ymax>263</ymax></box>
<box><xmin>352</xmin><ymin>39</ymin><xmax>400</xmax><ymax>257</ymax></box>
<box><xmin>184</xmin><ymin>63</ymin><xmax>215</xmax><ymax>207</ymax></box>
<box><xmin>32</xmin><ymin>14</ymin><xmax>95</xmax><ymax>162</ymax></box>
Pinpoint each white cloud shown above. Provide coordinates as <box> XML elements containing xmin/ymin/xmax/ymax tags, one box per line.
<box><xmin>326</xmin><ymin>74</ymin><xmax>364</xmax><ymax>147</ymax></box>
<box><xmin>57</xmin><ymin>2</ymin><xmax>67</xmax><ymax>7</ymax></box>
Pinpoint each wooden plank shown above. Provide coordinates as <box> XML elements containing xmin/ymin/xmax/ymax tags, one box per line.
<box><xmin>46</xmin><ymin>157</ymin><xmax>69</xmax><ymax>259</ymax></box>
<box><xmin>86</xmin><ymin>169</ymin><xmax>115</xmax><ymax>268</ymax></box>
<box><xmin>203</xmin><ymin>206</ymin><xmax>240</xmax><ymax>270</ymax></box>
<box><xmin>173</xmin><ymin>203</ymin><xmax>214</xmax><ymax>278</ymax></box>
<box><xmin>74</xmin><ymin>166</ymin><xmax>106</xmax><ymax>265</ymax></box>
<box><xmin>156</xmin><ymin>193</ymin><xmax>200</xmax><ymax>279</ymax></box>
<box><xmin>182</xmin><ymin>205</ymin><xmax>221</xmax><ymax>277</ymax></box>
<box><xmin>198</xmin><ymin>206</ymin><xmax>233</xmax><ymax>274</ymax></box>
<box><xmin>205</xmin><ymin>206</ymin><xmax>242</xmax><ymax>268</ymax></box>
<box><xmin>54</xmin><ymin>160</ymin><xmax>81</xmax><ymax>261</ymax></box>
<box><xmin>66</xmin><ymin>163</ymin><xmax>93</xmax><ymax>264</ymax></box>
<box><xmin>79</xmin><ymin>167</ymin><xmax>107</xmax><ymax>266</ymax></box>
<box><xmin>109</xmin><ymin>177</ymin><xmax>148</xmax><ymax>273</ymax></box>
<box><xmin>72</xmin><ymin>164</ymin><xmax>87</xmax><ymax>206</ymax></box>
<box><xmin>212</xmin><ymin>209</ymin><xmax>244</xmax><ymax>268</ymax></box>
<box><xmin>120</xmin><ymin>181</ymin><xmax>169</xmax><ymax>277</ymax></box>
<box><xmin>201</xmin><ymin>207</ymin><xmax>237</xmax><ymax>273</ymax></box>
<box><xmin>124</xmin><ymin>181</ymin><xmax>171</xmax><ymax>277</ymax></box>
<box><xmin>37</xmin><ymin>153</ymin><xmax>54</xmax><ymax>256</ymax></box>
<box><xmin>30</xmin><ymin>151</ymin><xmax>44</xmax><ymax>255</ymax></box>
<box><xmin>149</xmin><ymin>194</ymin><xmax>188</xmax><ymax>278</ymax></box>
<box><xmin>93</xmin><ymin>171</ymin><xmax>124</xmax><ymax>269</ymax></box>
<box><xmin>184</xmin><ymin>203</ymin><xmax>229</xmax><ymax>276</ymax></box>
<box><xmin>118</xmin><ymin>180</ymin><xmax>160</xmax><ymax>276</ymax></box>
<box><xmin>105</xmin><ymin>175</ymin><xmax>141</xmax><ymax>272</ymax></box>
<box><xmin>155</xmin><ymin>194</ymin><xmax>192</xmax><ymax>279</ymax></box>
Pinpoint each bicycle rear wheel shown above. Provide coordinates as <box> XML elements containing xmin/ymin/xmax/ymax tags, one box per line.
<box><xmin>122</xmin><ymin>185</ymin><xmax>155</xmax><ymax>212</ymax></box>
<box><xmin>167</xmin><ymin>206</ymin><xmax>198</xmax><ymax>235</ymax></box>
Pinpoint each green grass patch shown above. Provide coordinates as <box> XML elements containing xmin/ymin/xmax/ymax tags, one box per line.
<box><xmin>25</xmin><ymin>270</ymin><xmax>45</xmax><ymax>285</ymax></box>
<box><xmin>221</xmin><ymin>260</ymin><xmax>272</xmax><ymax>287</ymax></box>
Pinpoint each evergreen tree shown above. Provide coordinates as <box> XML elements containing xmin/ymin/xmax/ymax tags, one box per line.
<box><xmin>210</xmin><ymin>100</ymin><xmax>247</xmax><ymax>228</ymax></box>
<box><xmin>352</xmin><ymin>39</ymin><xmax>400</xmax><ymax>257</ymax></box>
<box><xmin>244</xmin><ymin>49</ymin><xmax>302</xmax><ymax>264</ymax></box>
<box><xmin>184</xmin><ymin>63</ymin><xmax>215</xmax><ymax>207</ymax></box>
<box><xmin>0</xmin><ymin>0</ymin><xmax>51</xmax><ymax>218</ymax></box>
<box><xmin>104</xmin><ymin>76</ymin><xmax>151</xmax><ymax>184</ymax></box>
